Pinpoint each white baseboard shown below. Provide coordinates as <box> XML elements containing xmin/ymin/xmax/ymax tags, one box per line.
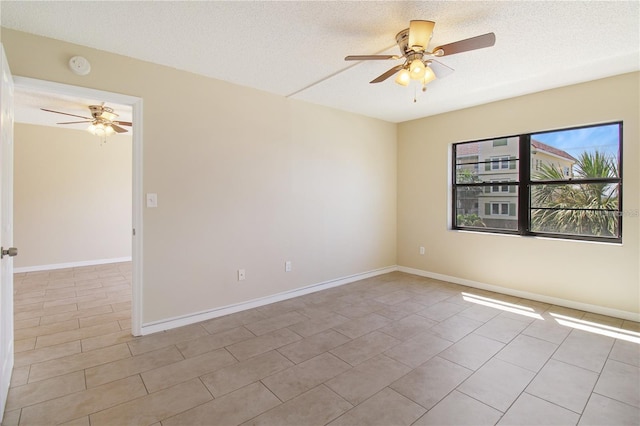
<box><xmin>140</xmin><ymin>265</ymin><xmax>399</xmax><ymax>335</ymax></box>
<box><xmin>14</xmin><ymin>257</ymin><xmax>132</xmax><ymax>273</ymax></box>
<box><xmin>398</xmin><ymin>265</ymin><xmax>640</xmax><ymax>322</ymax></box>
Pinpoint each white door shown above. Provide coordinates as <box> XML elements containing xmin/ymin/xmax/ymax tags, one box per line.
<box><xmin>0</xmin><ymin>44</ymin><xmax>15</xmax><ymax>423</ymax></box>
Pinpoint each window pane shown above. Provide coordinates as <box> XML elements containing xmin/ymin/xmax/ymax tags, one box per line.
<box><xmin>531</xmin><ymin>124</ymin><xmax>620</xmax><ymax>182</ymax></box>
<box><xmin>455</xmin><ymin>186</ymin><xmax>483</xmax><ymax>225</ymax></box>
<box><xmin>455</xmin><ymin>186</ymin><xmax>518</xmax><ymax>231</ymax></box>
<box><xmin>530</xmin><ymin>183</ymin><xmax>620</xmax><ymax>237</ymax></box>
<box><xmin>455</xmin><ymin>138</ymin><xmax>519</xmax><ymax>184</ymax></box>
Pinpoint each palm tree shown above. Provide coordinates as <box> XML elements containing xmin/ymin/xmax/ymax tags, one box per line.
<box><xmin>531</xmin><ymin>151</ymin><xmax>619</xmax><ymax>237</ymax></box>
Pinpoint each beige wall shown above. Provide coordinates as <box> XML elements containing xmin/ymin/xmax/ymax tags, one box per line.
<box><xmin>1</xmin><ymin>29</ymin><xmax>397</xmax><ymax>323</ymax></box>
<box><xmin>4</xmin><ymin>27</ymin><xmax>636</xmax><ymax>323</ymax></box>
<box><xmin>13</xmin><ymin>123</ymin><xmax>132</xmax><ymax>269</ymax></box>
<box><xmin>398</xmin><ymin>72</ymin><xmax>639</xmax><ymax>316</ymax></box>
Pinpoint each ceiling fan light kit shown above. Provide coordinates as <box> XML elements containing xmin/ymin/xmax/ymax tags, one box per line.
<box><xmin>85</xmin><ymin>105</ymin><xmax>127</xmax><ymax>140</ymax></box>
<box><xmin>88</xmin><ymin>121</ymin><xmax>115</xmax><ymax>138</ymax></box>
<box><xmin>346</xmin><ymin>20</ymin><xmax>495</xmax><ymax>93</ymax></box>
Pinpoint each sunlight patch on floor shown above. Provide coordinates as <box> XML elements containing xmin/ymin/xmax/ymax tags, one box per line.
<box><xmin>462</xmin><ymin>292</ymin><xmax>544</xmax><ymax>320</ymax></box>
<box><xmin>550</xmin><ymin>313</ymin><xmax>640</xmax><ymax>344</ymax></box>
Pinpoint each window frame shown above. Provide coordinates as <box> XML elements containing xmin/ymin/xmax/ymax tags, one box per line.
<box><xmin>451</xmin><ymin>122</ymin><xmax>623</xmax><ymax>243</ymax></box>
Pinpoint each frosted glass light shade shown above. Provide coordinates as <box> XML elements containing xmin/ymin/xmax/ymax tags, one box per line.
<box><xmin>395</xmin><ymin>69</ymin><xmax>410</xmax><ymax>86</ymax></box>
<box><xmin>408</xmin><ymin>20</ymin><xmax>435</xmax><ymax>51</ymax></box>
<box><xmin>423</xmin><ymin>66</ymin><xmax>436</xmax><ymax>84</ymax></box>
<box><xmin>409</xmin><ymin>59</ymin><xmax>426</xmax><ymax>80</ymax></box>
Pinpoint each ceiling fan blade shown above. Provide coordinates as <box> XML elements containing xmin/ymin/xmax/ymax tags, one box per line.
<box><xmin>408</xmin><ymin>20</ymin><xmax>435</xmax><ymax>51</ymax></box>
<box><xmin>113</xmin><ymin>120</ymin><xmax>132</xmax><ymax>127</ymax></box>
<box><xmin>428</xmin><ymin>60</ymin><xmax>455</xmax><ymax>79</ymax></box>
<box><xmin>370</xmin><ymin>64</ymin><xmax>404</xmax><ymax>84</ymax></box>
<box><xmin>432</xmin><ymin>32</ymin><xmax>496</xmax><ymax>56</ymax></box>
<box><xmin>41</xmin><ymin>108</ymin><xmax>91</xmax><ymax>120</ymax></box>
<box><xmin>345</xmin><ymin>55</ymin><xmax>399</xmax><ymax>61</ymax></box>
<box><xmin>56</xmin><ymin>120</ymin><xmax>92</xmax><ymax>125</ymax></box>
<box><xmin>110</xmin><ymin>123</ymin><xmax>128</xmax><ymax>133</ymax></box>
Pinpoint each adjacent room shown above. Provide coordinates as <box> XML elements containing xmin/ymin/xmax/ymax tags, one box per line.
<box><xmin>0</xmin><ymin>1</ymin><xmax>638</xmax><ymax>425</ymax></box>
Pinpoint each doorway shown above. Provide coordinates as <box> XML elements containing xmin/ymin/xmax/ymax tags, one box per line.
<box><xmin>12</xmin><ymin>77</ymin><xmax>143</xmax><ymax>335</ymax></box>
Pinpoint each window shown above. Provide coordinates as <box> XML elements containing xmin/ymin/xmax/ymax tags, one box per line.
<box><xmin>489</xmin><ymin>203</ymin><xmax>508</xmax><ymax>215</ymax></box>
<box><xmin>491</xmin><ymin>181</ymin><xmax>509</xmax><ymax>193</ymax></box>
<box><xmin>490</xmin><ymin>156</ymin><xmax>511</xmax><ymax>170</ymax></box>
<box><xmin>485</xmin><ymin>202</ymin><xmax>516</xmax><ymax>216</ymax></box>
<box><xmin>452</xmin><ymin>122</ymin><xmax>622</xmax><ymax>242</ymax></box>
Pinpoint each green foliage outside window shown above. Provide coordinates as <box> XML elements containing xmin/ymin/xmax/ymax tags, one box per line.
<box><xmin>531</xmin><ymin>151</ymin><xmax>619</xmax><ymax>237</ymax></box>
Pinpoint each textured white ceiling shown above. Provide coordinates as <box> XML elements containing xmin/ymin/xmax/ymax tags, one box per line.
<box><xmin>2</xmin><ymin>1</ymin><xmax>639</xmax><ymax>123</ymax></box>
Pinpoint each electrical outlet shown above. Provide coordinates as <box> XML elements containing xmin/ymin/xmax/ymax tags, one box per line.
<box><xmin>419</xmin><ymin>246</ymin><xmax>425</xmax><ymax>255</ymax></box>
<box><xmin>285</xmin><ymin>261</ymin><xmax>292</xmax><ymax>272</ymax></box>
<box><xmin>238</xmin><ymin>269</ymin><xmax>246</xmax><ymax>281</ymax></box>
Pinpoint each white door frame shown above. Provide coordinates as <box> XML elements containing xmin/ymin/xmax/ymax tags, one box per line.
<box><xmin>13</xmin><ymin>76</ymin><xmax>144</xmax><ymax>336</ymax></box>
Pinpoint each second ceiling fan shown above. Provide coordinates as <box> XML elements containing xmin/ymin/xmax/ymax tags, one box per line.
<box><xmin>346</xmin><ymin>20</ymin><xmax>495</xmax><ymax>89</ymax></box>
<box><xmin>41</xmin><ymin>103</ymin><xmax>132</xmax><ymax>136</ymax></box>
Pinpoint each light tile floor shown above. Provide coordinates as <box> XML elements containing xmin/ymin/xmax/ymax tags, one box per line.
<box><xmin>3</xmin><ymin>263</ymin><xmax>639</xmax><ymax>425</ymax></box>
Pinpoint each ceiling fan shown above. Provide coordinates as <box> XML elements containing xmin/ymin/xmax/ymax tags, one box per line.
<box><xmin>41</xmin><ymin>103</ymin><xmax>132</xmax><ymax>136</ymax></box>
<box><xmin>346</xmin><ymin>20</ymin><xmax>495</xmax><ymax>89</ymax></box>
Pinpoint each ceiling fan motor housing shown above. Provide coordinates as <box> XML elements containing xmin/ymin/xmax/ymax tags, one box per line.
<box><xmin>396</xmin><ymin>29</ymin><xmax>411</xmax><ymax>55</ymax></box>
<box><xmin>89</xmin><ymin>105</ymin><xmax>118</xmax><ymax>122</ymax></box>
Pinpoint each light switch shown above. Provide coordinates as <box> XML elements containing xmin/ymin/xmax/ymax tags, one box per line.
<box><xmin>146</xmin><ymin>193</ymin><xmax>158</xmax><ymax>208</ymax></box>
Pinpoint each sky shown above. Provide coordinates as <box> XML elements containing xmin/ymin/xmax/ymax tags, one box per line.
<box><xmin>532</xmin><ymin>123</ymin><xmax>620</xmax><ymax>159</ymax></box>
